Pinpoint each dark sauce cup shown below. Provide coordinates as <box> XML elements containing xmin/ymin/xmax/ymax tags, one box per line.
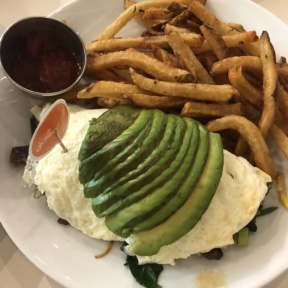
<box><xmin>0</xmin><ymin>17</ymin><xmax>87</xmax><ymax>98</ymax></box>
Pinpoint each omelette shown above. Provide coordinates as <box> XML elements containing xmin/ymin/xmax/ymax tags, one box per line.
<box><xmin>24</xmin><ymin>104</ymin><xmax>271</xmax><ymax>265</ymax></box>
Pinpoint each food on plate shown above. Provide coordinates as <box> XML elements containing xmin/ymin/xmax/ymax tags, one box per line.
<box><xmin>16</xmin><ymin>0</ymin><xmax>288</xmax><ymax>286</ymax></box>
<box><xmin>23</xmin><ymin>103</ymin><xmax>271</xmax><ymax>266</ymax></box>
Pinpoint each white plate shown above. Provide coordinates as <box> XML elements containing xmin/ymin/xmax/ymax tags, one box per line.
<box><xmin>0</xmin><ymin>0</ymin><xmax>288</xmax><ymax>287</ymax></box>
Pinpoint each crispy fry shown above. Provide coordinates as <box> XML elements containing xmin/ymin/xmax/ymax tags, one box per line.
<box><xmin>199</xmin><ymin>24</ymin><xmax>229</xmax><ymax>60</ymax></box>
<box><xmin>277</xmin><ymin>82</ymin><xmax>288</xmax><ymax>125</ymax></box>
<box><xmin>129</xmin><ymin>68</ymin><xmax>238</xmax><ymax>101</ymax></box>
<box><xmin>152</xmin><ymin>45</ymin><xmax>182</xmax><ymax>68</ymax></box>
<box><xmin>86</xmin><ymin>37</ymin><xmax>147</xmax><ymax>53</ymax></box>
<box><xmin>228</xmin><ymin>65</ymin><xmax>263</xmax><ymax>109</ymax></box>
<box><xmin>96</xmin><ymin>0</ymin><xmax>196</xmax><ymax>40</ymax></box>
<box><xmin>181</xmin><ymin>101</ymin><xmax>242</xmax><ymax>117</ymax></box>
<box><xmin>257</xmin><ymin>31</ymin><xmax>277</xmax><ymax>138</ymax></box>
<box><xmin>206</xmin><ymin>115</ymin><xmax>276</xmax><ymax>178</ymax></box>
<box><xmin>144</xmin><ymin>32</ymin><xmax>204</xmax><ymax>48</ymax></box>
<box><xmin>168</xmin><ymin>31</ymin><xmax>215</xmax><ymax>84</ymax></box>
<box><xmin>210</xmin><ymin>56</ymin><xmax>262</xmax><ymax>75</ymax></box>
<box><xmin>77</xmin><ymin>81</ymin><xmax>147</xmax><ymax>99</ymax></box>
<box><xmin>193</xmin><ymin>31</ymin><xmax>258</xmax><ymax>54</ymax></box>
<box><xmin>142</xmin><ymin>7</ymin><xmax>174</xmax><ymax>20</ymax></box>
<box><xmin>188</xmin><ymin>1</ymin><xmax>235</xmax><ymax>35</ymax></box>
<box><xmin>124</xmin><ymin>93</ymin><xmax>188</xmax><ymax>108</ymax></box>
<box><xmin>86</xmin><ymin>48</ymin><xmax>193</xmax><ymax>82</ymax></box>
<box><xmin>270</xmin><ymin>124</ymin><xmax>288</xmax><ymax>159</ymax></box>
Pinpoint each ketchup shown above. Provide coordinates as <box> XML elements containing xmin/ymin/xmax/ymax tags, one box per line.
<box><xmin>13</xmin><ymin>31</ymin><xmax>80</xmax><ymax>93</ymax></box>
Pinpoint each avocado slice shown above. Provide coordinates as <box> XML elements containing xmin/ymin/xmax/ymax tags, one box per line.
<box><xmin>132</xmin><ymin>122</ymin><xmax>210</xmax><ymax>233</ymax></box>
<box><xmin>78</xmin><ymin>108</ymin><xmax>154</xmax><ymax>185</ymax></box>
<box><xmin>91</xmin><ymin>113</ymin><xmax>181</xmax><ymax>216</ymax></box>
<box><xmin>83</xmin><ymin>109</ymin><xmax>166</xmax><ymax>198</ymax></box>
<box><xmin>78</xmin><ymin>105</ymin><xmax>141</xmax><ymax>161</ymax></box>
<box><xmin>104</xmin><ymin>117</ymin><xmax>200</xmax><ymax>237</ymax></box>
<box><xmin>83</xmin><ymin>114</ymin><xmax>153</xmax><ymax>198</ymax></box>
<box><xmin>128</xmin><ymin>132</ymin><xmax>223</xmax><ymax>256</ymax></box>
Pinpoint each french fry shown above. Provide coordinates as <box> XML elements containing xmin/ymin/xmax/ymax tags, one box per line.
<box><xmin>152</xmin><ymin>45</ymin><xmax>183</xmax><ymax>68</ymax></box>
<box><xmin>124</xmin><ymin>93</ymin><xmax>188</xmax><ymax>108</ymax></box>
<box><xmin>228</xmin><ymin>65</ymin><xmax>263</xmax><ymax>109</ymax></box>
<box><xmin>277</xmin><ymin>82</ymin><xmax>288</xmax><ymax>125</ymax></box>
<box><xmin>270</xmin><ymin>124</ymin><xmax>288</xmax><ymax>158</ymax></box>
<box><xmin>210</xmin><ymin>56</ymin><xmax>262</xmax><ymax>75</ymax></box>
<box><xmin>206</xmin><ymin>115</ymin><xmax>276</xmax><ymax>178</ymax></box>
<box><xmin>188</xmin><ymin>1</ymin><xmax>235</xmax><ymax>35</ymax></box>
<box><xmin>199</xmin><ymin>24</ymin><xmax>229</xmax><ymax>60</ymax></box>
<box><xmin>168</xmin><ymin>31</ymin><xmax>215</xmax><ymax>84</ymax></box>
<box><xmin>142</xmin><ymin>7</ymin><xmax>174</xmax><ymax>20</ymax></box>
<box><xmin>181</xmin><ymin>101</ymin><xmax>242</xmax><ymax>117</ymax></box>
<box><xmin>96</xmin><ymin>0</ymin><xmax>197</xmax><ymax>40</ymax></box>
<box><xmin>86</xmin><ymin>48</ymin><xmax>193</xmax><ymax>82</ymax></box>
<box><xmin>129</xmin><ymin>68</ymin><xmax>238</xmax><ymax>101</ymax></box>
<box><xmin>86</xmin><ymin>37</ymin><xmax>147</xmax><ymax>53</ymax></box>
<box><xmin>257</xmin><ymin>31</ymin><xmax>277</xmax><ymax>138</ymax></box>
<box><xmin>193</xmin><ymin>31</ymin><xmax>258</xmax><ymax>54</ymax></box>
<box><xmin>77</xmin><ymin>81</ymin><xmax>148</xmax><ymax>99</ymax></box>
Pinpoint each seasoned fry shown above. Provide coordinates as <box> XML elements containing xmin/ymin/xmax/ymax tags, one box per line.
<box><xmin>199</xmin><ymin>24</ymin><xmax>229</xmax><ymax>60</ymax></box>
<box><xmin>257</xmin><ymin>31</ymin><xmax>277</xmax><ymax>138</ymax></box>
<box><xmin>144</xmin><ymin>32</ymin><xmax>204</xmax><ymax>48</ymax></box>
<box><xmin>181</xmin><ymin>101</ymin><xmax>242</xmax><ymax>117</ymax></box>
<box><xmin>270</xmin><ymin>124</ymin><xmax>288</xmax><ymax>158</ymax></box>
<box><xmin>124</xmin><ymin>93</ymin><xmax>188</xmax><ymax>108</ymax></box>
<box><xmin>86</xmin><ymin>37</ymin><xmax>146</xmax><ymax>53</ymax></box>
<box><xmin>86</xmin><ymin>48</ymin><xmax>193</xmax><ymax>82</ymax></box>
<box><xmin>206</xmin><ymin>115</ymin><xmax>276</xmax><ymax>178</ymax></box>
<box><xmin>77</xmin><ymin>81</ymin><xmax>148</xmax><ymax>99</ymax></box>
<box><xmin>129</xmin><ymin>68</ymin><xmax>238</xmax><ymax>101</ymax></box>
<box><xmin>142</xmin><ymin>7</ymin><xmax>174</xmax><ymax>20</ymax></box>
<box><xmin>96</xmin><ymin>0</ymin><xmax>197</xmax><ymax>40</ymax></box>
<box><xmin>210</xmin><ymin>56</ymin><xmax>262</xmax><ymax>75</ymax></box>
<box><xmin>188</xmin><ymin>1</ymin><xmax>235</xmax><ymax>35</ymax></box>
<box><xmin>193</xmin><ymin>31</ymin><xmax>257</xmax><ymax>54</ymax></box>
<box><xmin>152</xmin><ymin>45</ymin><xmax>183</xmax><ymax>68</ymax></box>
<box><xmin>228</xmin><ymin>65</ymin><xmax>263</xmax><ymax>109</ymax></box>
<box><xmin>168</xmin><ymin>31</ymin><xmax>215</xmax><ymax>84</ymax></box>
<box><xmin>277</xmin><ymin>83</ymin><xmax>288</xmax><ymax>125</ymax></box>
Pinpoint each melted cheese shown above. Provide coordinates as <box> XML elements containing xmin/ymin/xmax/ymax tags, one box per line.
<box><xmin>33</xmin><ymin>105</ymin><xmax>271</xmax><ymax>264</ymax></box>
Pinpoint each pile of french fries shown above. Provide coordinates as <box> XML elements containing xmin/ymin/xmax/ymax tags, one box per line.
<box><xmin>72</xmin><ymin>0</ymin><xmax>288</xmax><ymax>193</ymax></box>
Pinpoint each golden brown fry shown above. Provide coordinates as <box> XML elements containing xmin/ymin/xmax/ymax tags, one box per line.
<box><xmin>277</xmin><ymin>82</ymin><xmax>288</xmax><ymax>125</ymax></box>
<box><xmin>129</xmin><ymin>68</ymin><xmax>238</xmax><ymax>101</ymax></box>
<box><xmin>188</xmin><ymin>1</ymin><xmax>235</xmax><ymax>35</ymax></box>
<box><xmin>270</xmin><ymin>124</ymin><xmax>288</xmax><ymax>158</ymax></box>
<box><xmin>181</xmin><ymin>101</ymin><xmax>242</xmax><ymax>117</ymax></box>
<box><xmin>96</xmin><ymin>0</ymin><xmax>196</xmax><ymax>40</ymax></box>
<box><xmin>152</xmin><ymin>45</ymin><xmax>182</xmax><ymax>68</ymax></box>
<box><xmin>164</xmin><ymin>23</ymin><xmax>193</xmax><ymax>34</ymax></box>
<box><xmin>206</xmin><ymin>115</ymin><xmax>276</xmax><ymax>178</ymax></box>
<box><xmin>257</xmin><ymin>31</ymin><xmax>277</xmax><ymax>138</ymax></box>
<box><xmin>142</xmin><ymin>7</ymin><xmax>174</xmax><ymax>20</ymax></box>
<box><xmin>86</xmin><ymin>37</ymin><xmax>147</xmax><ymax>53</ymax></box>
<box><xmin>210</xmin><ymin>56</ymin><xmax>262</xmax><ymax>75</ymax></box>
<box><xmin>168</xmin><ymin>31</ymin><xmax>215</xmax><ymax>84</ymax></box>
<box><xmin>144</xmin><ymin>32</ymin><xmax>204</xmax><ymax>48</ymax></box>
<box><xmin>228</xmin><ymin>65</ymin><xmax>263</xmax><ymax>109</ymax></box>
<box><xmin>193</xmin><ymin>31</ymin><xmax>257</xmax><ymax>54</ymax></box>
<box><xmin>86</xmin><ymin>48</ymin><xmax>193</xmax><ymax>82</ymax></box>
<box><xmin>124</xmin><ymin>93</ymin><xmax>188</xmax><ymax>108</ymax></box>
<box><xmin>77</xmin><ymin>81</ymin><xmax>147</xmax><ymax>99</ymax></box>
<box><xmin>200</xmin><ymin>24</ymin><xmax>229</xmax><ymax>60</ymax></box>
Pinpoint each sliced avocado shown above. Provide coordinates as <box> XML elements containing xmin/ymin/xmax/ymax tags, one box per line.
<box><xmin>78</xmin><ymin>105</ymin><xmax>141</xmax><ymax>161</ymax></box>
<box><xmin>83</xmin><ymin>109</ymin><xmax>166</xmax><ymax>197</ymax></box>
<box><xmin>104</xmin><ymin>117</ymin><xmax>200</xmax><ymax>237</ymax></box>
<box><xmin>83</xmin><ymin>114</ymin><xmax>153</xmax><ymax>198</ymax></box>
<box><xmin>78</xmin><ymin>108</ymin><xmax>154</xmax><ymax>185</ymax></box>
<box><xmin>129</xmin><ymin>132</ymin><xmax>223</xmax><ymax>256</ymax></box>
<box><xmin>91</xmin><ymin>114</ymin><xmax>180</xmax><ymax>216</ymax></box>
<box><xmin>85</xmin><ymin>109</ymin><xmax>167</xmax><ymax>195</ymax></box>
<box><xmin>132</xmin><ymin>122</ymin><xmax>209</xmax><ymax>233</ymax></box>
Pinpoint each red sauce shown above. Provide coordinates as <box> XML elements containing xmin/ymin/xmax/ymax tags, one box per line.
<box><xmin>13</xmin><ymin>32</ymin><xmax>80</xmax><ymax>93</ymax></box>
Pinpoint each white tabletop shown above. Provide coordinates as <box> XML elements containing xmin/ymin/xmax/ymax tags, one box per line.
<box><xmin>0</xmin><ymin>0</ymin><xmax>288</xmax><ymax>287</ymax></box>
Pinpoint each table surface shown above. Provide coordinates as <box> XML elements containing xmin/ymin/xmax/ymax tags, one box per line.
<box><xmin>0</xmin><ymin>0</ymin><xmax>288</xmax><ymax>287</ymax></box>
